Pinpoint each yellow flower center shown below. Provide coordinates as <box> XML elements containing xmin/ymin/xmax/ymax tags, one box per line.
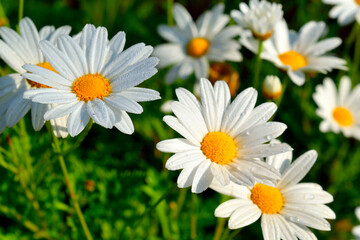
<box><xmin>356</xmin><ymin>0</ymin><xmax>360</xmax><ymax>5</ymax></box>
<box><xmin>72</xmin><ymin>73</ymin><xmax>111</xmax><ymax>102</ymax></box>
<box><xmin>27</xmin><ymin>62</ymin><xmax>57</xmax><ymax>88</ymax></box>
<box><xmin>251</xmin><ymin>183</ymin><xmax>284</xmax><ymax>214</ymax></box>
<box><xmin>200</xmin><ymin>132</ymin><xmax>237</xmax><ymax>165</ymax></box>
<box><xmin>333</xmin><ymin>106</ymin><xmax>354</xmax><ymax>127</ymax></box>
<box><xmin>278</xmin><ymin>50</ymin><xmax>307</xmax><ymax>71</ymax></box>
<box><xmin>186</xmin><ymin>37</ymin><xmax>210</xmax><ymax>58</ymax></box>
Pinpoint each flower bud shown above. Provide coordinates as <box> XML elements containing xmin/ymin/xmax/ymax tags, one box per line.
<box><xmin>262</xmin><ymin>75</ymin><xmax>282</xmax><ymax>100</ymax></box>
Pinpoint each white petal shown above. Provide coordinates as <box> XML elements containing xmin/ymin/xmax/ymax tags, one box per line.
<box><xmin>109</xmin><ymin>31</ymin><xmax>126</xmax><ymax>54</ymax></box>
<box><xmin>86</xmin><ymin>27</ymin><xmax>108</xmax><ymax>73</ymax></box>
<box><xmin>221</xmin><ymin>88</ymin><xmax>257</xmax><ymax>135</ymax></box>
<box><xmin>237</xmin><ymin>102</ymin><xmax>277</xmax><ymax>132</ymax></box>
<box><xmin>22</xmin><ymin>64</ymin><xmax>72</xmax><ymax>86</ymax></box>
<box><xmin>191</xmin><ymin>160</ymin><xmax>213</xmax><ymax>193</ymax></box>
<box><xmin>19</xmin><ymin>17</ymin><xmax>41</xmax><ymax>62</ymax></box>
<box><xmin>116</xmin><ymin>87</ymin><xmax>160</xmax><ymax>102</ymax></box>
<box><xmin>200</xmin><ymin>78</ymin><xmax>218</xmax><ymax>132</ymax></box>
<box><xmin>239</xmin><ymin>143</ymin><xmax>293</xmax><ymax>159</ymax></box>
<box><xmin>44</xmin><ymin>101</ymin><xmax>82</xmax><ymax>120</ymax></box>
<box><xmin>277</xmin><ymin>150</ymin><xmax>317</xmax><ymax>189</ymax></box>
<box><xmin>113</xmin><ymin>110</ymin><xmax>134</xmax><ymax>135</ymax></box>
<box><xmin>39</xmin><ymin>40</ymin><xmax>79</xmax><ymax>80</ymax></box>
<box><xmin>31</xmin><ymin>91</ymin><xmax>77</xmax><ymax>104</ymax></box>
<box><xmin>215</xmin><ymin>199</ymin><xmax>252</xmax><ymax>218</ymax></box>
<box><xmin>281</xmin><ymin>208</ymin><xmax>331</xmax><ymax>231</ymax></box>
<box><xmin>58</xmin><ymin>35</ymin><xmax>88</xmax><ymax>77</ymax></box>
<box><xmin>104</xmin><ymin>95</ymin><xmax>143</xmax><ymax>114</ymax></box>
<box><xmin>177</xmin><ymin>167</ymin><xmax>198</xmax><ymax>188</ymax></box>
<box><xmin>210</xmin><ymin>179</ymin><xmax>250</xmax><ymax>199</ymax></box>
<box><xmin>67</xmin><ymin>103</ymin><xmax>90</xmax><ymax>137</ymax></box>
<box><xmin>163</xmin><ymin>115</ymin><xmax>200</xmax><ymax>146</ymax></box>
<box><xmin>6</xmin><ymin>94</ymin><xmax>31</xmax><ymax>127</ymax></box>
<box><xmin>165</xmin><ymin>150</ymin><xmax>205</xmax><ymax>171</ymax></box>
<box><xmin>86</xmin><ymin>99</ymin><xmax>115</xmax><ymax>128</ymax></box>
<box><xmin>239</xmin><ymin>122</ymin><xmax>287</xmax><ymax>147</ymax></box>
<box><xmin>261</xmin><ymin>215</ymin><xmax>280</xmax><ymax>240</ymax></box>
<box><xmin>228</xmin><ymin>204</ymin><xmax>261</xmax><ymax>229</ymax></box>
<box><xmin>157</xmin><ymin>138</ymin><xmax>198</xmax><ymax>153</ymax></box>
<box><xmin>287</xmin><ymin>70</ymin><xmax>305</xmax><ymax>86</ymax></box>
<box><xmin>31</xmin><ymin>102</ymin><xmax>48</xmax><ymax>131</ymax></box>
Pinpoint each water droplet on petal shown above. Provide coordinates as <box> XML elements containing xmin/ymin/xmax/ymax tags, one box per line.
<box><xmin>289</xmin><ymin>216</ymin><xmax>300</xmax><ymax>223</ymax></box>
<box><xmin>304</xmin><ymin>193</ymin><xmax>315</xmax><ymax>200</ymax></box>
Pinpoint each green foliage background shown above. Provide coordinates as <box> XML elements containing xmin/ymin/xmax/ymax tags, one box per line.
<box><xmin>0</xmin><ymin>0</ymin><xmax>359</xmax><ymax>239</ymax></box>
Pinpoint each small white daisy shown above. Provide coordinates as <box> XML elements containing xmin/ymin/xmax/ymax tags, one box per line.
<box><xmin>0</xmin><ymin>17</ymin><xmax>71</xmax><ymax>137</ymax></box>
<box><xmin>22</xmin><ymin>24</ymin><xmax>160</xmax><ymax>137</ymax></box>
<box><xmin>156</xmin><ymin>78</ymin><xmax>292</xmax><ymax>193</ymax></box>
<box><xmin>241</xmin><ymin>20</ymin><xmax>347</xmax><ymax>86</ymax></box>
<box><xmin>313</xmin><ymin>76</ymin><xmax>360</xmax><ymax>139</ymax></box>
<box><xmin>231</xmin><ymin>0</ymin><xmax>283</xmax><ymax>40</ymax></box>
<box><xmin>153</xmin><ymin>3</ymin><xmax>242</xmax><ymax>84</ymax></box>
<box><xmin>212</xmin><ymin>143</ymin><xmax>335</xmax><ymax>239</ymax></box>
<box><xmin>353</xmin><ymin>207</ymin><xmax>360</xmax><ymax>239</ymax></box>
<box><xmin>322</xmin><ymin>0</ymin><xmax>360</xmax><ymax>26</ymax></box>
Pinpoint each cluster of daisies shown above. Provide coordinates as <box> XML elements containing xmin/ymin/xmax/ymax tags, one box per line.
<box><xmin>153</xmin><ymin>0</ymin><xmax>360</xmax><ymax>239</ymax></box>
<box><xmin>0</xmin><ymin>0</ymin><xmax>359</xmax><ymax>239</ymax></box>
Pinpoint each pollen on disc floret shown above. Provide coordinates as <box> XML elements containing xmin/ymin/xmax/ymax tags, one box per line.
<box><xmin>72</xmin><ymin>72</ymin><xmax>112</xmax><ymax>102</ymax></box>
<box><xmin>251</xmin><ymin>183</ymin><xmax>284</xmax><ymax>214</ymax></box>
<box><xmin>201</xmin><ymin>131</ymin><xmax>237</xmax><ymax>165</ymax></box>
<box><xmin>278</xmin><ymin>50</ymin><xmax>307</xmax><ymax>71</ymax></box>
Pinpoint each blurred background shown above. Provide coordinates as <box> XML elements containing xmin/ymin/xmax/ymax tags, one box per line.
<box><xmin>0</xmin><ymin>0</ymin><xmax>359</xmax><ymax>239</ymax></box>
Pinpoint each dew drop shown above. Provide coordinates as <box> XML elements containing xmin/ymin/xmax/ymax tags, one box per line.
<box><xmin>246</xmin><ymin>130</ymin><xmax>251</xmax><ymax>136</ymax></box>
<box><xmin>289</xmin><ymin>216</ymin><xmax>300</xmax><ymax>223</ymax></box>
<box><xmin>266</xmin><ymin>135</ymin><xmax>272</xmax><ymax>140</ymax></box>
<box><xmin>304</xmin><ymin>193</ymin><xmax>315</xmax><ymax>200</ymax></box>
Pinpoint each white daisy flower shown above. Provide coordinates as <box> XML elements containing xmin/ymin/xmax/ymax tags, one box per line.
<box><xmin>0</xmin><ymin>17</ymin><xmax>71</xmax><ymax>137</ymax></box>
<box><xmin>322</xmin><ymin>0</ymin><xmax>360</xmax><ymax>26</ymax></box>
<box><xmin>156</xmin><ymin>78</ymin><xmax>292</xmax><ymax>193</ymax></box>
<box><xmin>241</xmin><ymin>20</ymin><xmax>347</xmax><ymax>86</ymax></box>
<box><xmin>153</xmin><ymin>3</ymin><xmax>242</xmax><ymax>84</ymax></box>
<box><xmin>231</xmin><ymin>0</ymin><xmax>283</xmax><ymax>40</ymax></box>
<box><xmin>353</xmin><ymin>207</ymin><xmax>360</xmax><ymax>239</ymax></box>
<box><xmin>313</xmin><ymin>76</ymin><xmax>360</xmax><ymax>139</ymax></box>
<box><xmin>22</xmin><ymin>24</ymin><xmax>160</xmax><ymax>137</ymax></box>
<box><xmin>212</xmin><ymin>143</ymin><xmax>335</xmax><ymax>239</ymax></box>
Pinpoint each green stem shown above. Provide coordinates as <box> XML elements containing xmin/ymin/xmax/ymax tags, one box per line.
<box><xmin>18</xmin><ymin>0</ymin><xmax>24</xmax><ymax>23</ymax></box>
<box><xmin>300</xmin><ymin>75</ymin><xmax>312</xmax><ymax>134</ymax></box>
<box><xmin>213</xmin><ymin>217</ymin><xmax>226</xmax><ymax>240</ymax></box>
<box><xmin>254</xmin><ymin>40</ymin><xmax>264</xmax><ymax>90</ymax></box>
<box><xmin>225</xmin><ymin>229</ymin><xmax>242</xmax><ymax>240</ymax></box>
<box><xmin>190</xmin><ymin>194</ymin><xmax>198</xmax><ymax>240</ymax></box>
<box><xmin>353</xmin><ymin>24</ymin><xmax>360</xmax><ymax>84</ymax></box>
<box><xmin>7</xmin><ymin>134</ymin><xmax>45</xmax><ymax>227</ymax></box>
<box><xmin>19</xmin><ymin>119</ymin><xmax>33</xmax><ymax>184</ymax></box>
<box><xmin>172</xmin><ymin>188</ymin><xmax>187</xmax><ymax>219</ymax></box>
<box><xmin>345</xmin><ymin>23</ymin><xmax>359</xmax><ymax>53</ymax></box>
<box><xmin>167</xmin><ymin>0</ymin><xmax>173</xmax><ymax>26</ymax></box>
<box><xmin>213</xmin><ymin>194</ymin><xmax>231</xmax><ymax>240</ymax></box>
<box><xmin>46</xmin><ymin>122</ymin><xmax>93</xmax><ymax>240</ymax></box>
